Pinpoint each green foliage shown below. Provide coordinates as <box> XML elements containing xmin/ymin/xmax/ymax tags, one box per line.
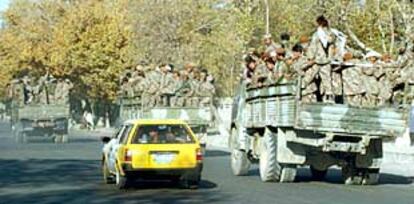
<box><xmin>0</xmin><ymin>0</ymin><xmax>412</xmax><ymax>98</ymax></box>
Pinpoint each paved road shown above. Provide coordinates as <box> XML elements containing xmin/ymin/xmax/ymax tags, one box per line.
<box><xmin>1</xmin><ymin>123</ymin><xmax>414</xmax><ymax>204</ymax></box>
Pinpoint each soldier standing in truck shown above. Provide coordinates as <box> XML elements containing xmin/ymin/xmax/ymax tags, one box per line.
<box><xmin>307</xmin><ymin>15</ymin><xmax>337</xmax><ymax>103</ymax></box>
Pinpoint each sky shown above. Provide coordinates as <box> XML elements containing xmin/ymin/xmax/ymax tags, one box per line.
<box><xmin>0</xmin><ymin>0</ymin><xmax>9</xmax><ymax>12</ymax></box>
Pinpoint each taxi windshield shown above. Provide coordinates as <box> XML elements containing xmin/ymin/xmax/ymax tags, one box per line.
<box><xmin>132</xmin><ymin>124</ymin><xmax>195</xmax><ymax>144</ymax></box>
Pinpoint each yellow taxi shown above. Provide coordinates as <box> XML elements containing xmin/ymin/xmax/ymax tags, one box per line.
<box><xmin>101</xmin><ymin>119</ymin><xmax>203</xmax><ymax>189</ymax></box>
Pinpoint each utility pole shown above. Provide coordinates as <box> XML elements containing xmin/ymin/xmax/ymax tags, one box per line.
<box><xmin>264</xmin><ymin>0</ymin><xmax>269</xmax><ymax>34</ymax></box>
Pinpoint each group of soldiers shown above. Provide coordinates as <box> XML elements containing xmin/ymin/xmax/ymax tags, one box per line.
<box><xmin>6</xmin><ymin>72</ymin><xmax>73</xmax><ymax>106</ymax></box>
<box><xmin>243</xmin><ymin>15</ymin><xmax>414</xmax><ymax>107</ymax></box>
<box><xmin>119</xmin><ymin>63</ymin><xmax>216</xmax><ymax>107</ymax></box>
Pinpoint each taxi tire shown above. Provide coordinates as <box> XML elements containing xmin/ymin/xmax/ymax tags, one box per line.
<box><xmin>182</xmin><ymin>179</ymin><xmax>200</xmax><ymax>189</ymax></box>
<box><xmin>115</xmin><ymin>169</ymin><xmax>129</xmax><ymax>189</ymax></box>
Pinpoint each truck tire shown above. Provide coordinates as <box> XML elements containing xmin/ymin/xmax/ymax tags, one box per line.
<box><xmin>16</xmin><ymin>132</ymin><xmax>27</xmax><ymax>143</ymax></box>
<box><xmin>362</xmin><ymin>169</ymin><xmax>380</xmax><ymax>185</ymax></box>
<box><xmin>259</xmin><ymin>128</ymin><xmax>278</xmax><ymax>182</ymax></box>
<box><xmin>259</xmin><ymin>128</ymin><xmax>297</xmax><ymax>183</ymax></box>
<box><xmin>228</xmin><ymin>128</ymin><xmax>238</xmax><ymax>150</ymax></box>
<box><xmin>231</xmin><ymin>149</ymin><xmax>250</xmax><ymax>176</ymax></box>
<box><xmin>342</xmin><ymin>164</ymin><xmax>363</xmax><ymax>185</ymax></box>
<box><xmin>15</xmin><ymin>131</ymin><xmax>22</xmax><ymax>143</ymax></box>
<box><xmin>230</xmin><ymin>127</ymin><xmax>251</xmax><ymax>176</ymax></box>
<box><xmin>310</xmin><ymin>166</ymin><xmax>328</xmax><ymax>181</ymax></box>
<box><xmin>61</xmin><ymin>135</ymin><xmax>69</xmax><ymax>143</ymax></box>
<box><xmin>279</xmin><ymin>164</ymin><xmax>297</xmax><ymax>183</ymax></box>
<box><xmin>54</xmin><ymin>135</ymin><xmax>62</xmax><ymax>144</ymax></box>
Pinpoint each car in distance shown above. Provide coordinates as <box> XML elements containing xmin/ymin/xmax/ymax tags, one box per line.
<box><xmin>101</xmin><ymin>119</ymin><xmax>203</xmax><ymax>189</ymax></box>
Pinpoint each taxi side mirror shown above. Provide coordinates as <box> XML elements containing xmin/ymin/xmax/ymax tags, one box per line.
<box><xmin>101</xmin><ymin>136</ymin><xmax>112</xmax><ymax>144</ymax></box>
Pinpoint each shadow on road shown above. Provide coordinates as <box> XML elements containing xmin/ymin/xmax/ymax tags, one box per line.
<box><xmin>205</xmin><ymin>150</ymin><xmax>230</xmax><ymax>157</ymax></box>
<box><xmin>0</xmin><ymin>159</ymin><xmax>224</xmax><ymax>204</ymax></box>
<box><xmin>246</xmin><ymin>167</ymin><xmax>413</xmax><ymax>185</ymax></box>
<box><xmin>13</xmin><ymin>136</ymin><xmax>100</xmax><ymax>144</ymax></box>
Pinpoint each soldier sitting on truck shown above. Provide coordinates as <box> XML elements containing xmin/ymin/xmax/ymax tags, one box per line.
<box><xmin>173</xmin><ymin>70</ymin><xmax>194</xmax><ymax>107</ymax></box>
<box><xmin>55</xmin><ymin>78</ymin><xmax>73</xmax><ymax>105</ymax></box>
<box><xmin>361</xmin><ymin>51</ymin><xmax>382</xmax><ymax>107</ymax></box>
<box><xmin>242</xmin><ymin>55</ymin><xmax>259</xmax><ymax>87</ymax></box>
<box><xmin>196</xmin><ymin>69</ymin><xmax>216</xmax><ymax>106</ymax></box>
<box><xmin>338</xmin><ymin>52</ymin><xmax>366</xmax><ymax>106</ymax></box>
<box><xmin>291</xmin><ymin>44</ymin><xmax>318</xmax><ymax>103</ymax></box>
<box><xmin>157</xmin><ymin>64</ymin><xmax>175</xmax><ymax>106</ymax></box>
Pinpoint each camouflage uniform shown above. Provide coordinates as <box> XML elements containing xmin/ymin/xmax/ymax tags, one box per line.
<box><xmin>130</xmin><ymin>75</ymin><xmax>146</xmax><ymax>97</ymax></box>
<box><xmin>293</xmin><ymin>56</ymin><xmax>318</xmax><ymax>103</ymax></box>
<box><xmin>393</xmin><ymin>49</ymin><xmax>414</xmax><ymax>104</ymax></box>
<box><xmin>377</xmin><ymin>61</ymin><xmax>401</xmax><ymax>106</ymax></box>
<box><xmin>197</xmin><ymin>80</ymin><xmax>216</xmax><ymax>106</ymax></box>
<box><xmin>308</xmin><ymin>27</ymin><xmax>337</xmax><ymax>103</ymax></box>
<box><xmin>189</xmin><ymin>78</ymin><xmax>201</xmax><ymax>106</ymax></box>
<box><xmin>252</xmin><ymin>63</ymin><xmax>267</xmax><ymax>87</ymax></box>
<box><xmin>142</xmin><ymin>70</ymin><xmax>160</xmax><ymax>107</ymax></box>
<box><xmin>341</xmin><ymin>60</ymin><xmax>366</xmax><ymax>106</ymax></box>
<box><xmin>158</xmin><ymin>71</ymin><xmax>174</xmax><ymax>106</ymax></box>
<box><xmin>361</xmin><ymin>63</ymin><xmax>381</xmax><ymax>107</ymax></box>
<box><xmin>274</xmin><ymin>60</ymin><xmax>290</xmax><ymax>83</ymax></box>
<box><xmin>174</xmin><ymin>77</ymin><xmax>193</xmax><ymax>107</ymax></box>
<box><xmin>61</xmin><ymin>80</ymin><xmax>73</xmax><ymax>104</ymax></box>
<box><xmin>11</xmin><ymin>80</ymin><xmax>25</xmax><ymax>106</ymax></box>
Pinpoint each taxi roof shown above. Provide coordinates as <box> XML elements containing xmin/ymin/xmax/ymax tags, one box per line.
<box><xmin>124</xmin><ymin>119</ymin><xmax>188</xmax><ymax>125</ymax></box>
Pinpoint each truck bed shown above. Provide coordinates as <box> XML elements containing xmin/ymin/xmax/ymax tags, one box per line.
<box><xmin>244</xmin><ymin>82</ymin><xmax>297</xmax><ymax>128</ymax></box>
<box><xmin>295</xmin><ymin>103</ymin><xmax>409</xmax><ymax>138</ymax></box>
<box><xmin>120</xmin><ymin>106</ymin><xmax>212</xmax><ymax>126</ymax></box>
<box><xmin>17</xmin><ymin>104</ymin><xmax>70</xmax><ymax>120</ymax></box>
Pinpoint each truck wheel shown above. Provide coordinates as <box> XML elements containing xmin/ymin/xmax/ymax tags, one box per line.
<box><xmin>310</xmin><ymin>166</ymin><xmax>328</xmax><ymax>181</ymax></box>
<box><xmin>229</xmin><ymin>128</ymin><xmax>238</xmax><ymax>150</ymax></box>
<box><xmin>22</xmin><ymin>133</ymin><xmax>28</xmax><ymax>143</ymax></box>
<box><xmin>54</xmin><ymin>135</ymin><xmax>62</xmax><ymax>144</ymax></box>
<box><xmin>342</xmin><ymin>165</ymin><xmax>363</xmax><ymax>185</ymax></box>
<box><xmin>231</xmin><ymin>149</ymin><xmax>251</xmax><ymax>176</ymax></box>
<box><xmin>61</xmin><ymin>135</ymin><xmax>69</xmax><ymax>143</ymax></box>
<box><xmin>279</xmin><ymin>164</ymin><xmax>297</xmax><ymax>183</ymax></box>
<box><xmin>102</xmin><ymin>160</ymin><xmax>115</xmax><ymax>184</ymax></box>
<box><xmin>259</xmin><ymin>128</ymin><xmax>278</xmax><ymax>182</ymax></box>
<box><xmin>115</xmin><ymin>169</ymin><xmax>129</xmax><ymax>189</ymax></box>
<box><xmin>362</xmin><ymin>169</ymin><xmax>380</xmax><ymax>185</ymax></box>
<box><xmin>15</xmin><ymin>131</ymin><xmax>22</xmax><ymax>143</ymax></box>
<box><xmin>16</xmin><ymin>132</ymin><xmax>26</xmax><ymax>143</ymax></box>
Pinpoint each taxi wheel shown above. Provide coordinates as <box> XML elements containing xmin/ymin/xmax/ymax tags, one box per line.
<box><xmin>182</xmin><ymin>174</ymin><xmax>201</xmax><ymax>189</ymax></box>
<box><xmin>115</xmin><ymin>169</ymin><xmax>129</xmax><ymax>189</ymax></box>
<box><xmin>182</xmin><ymin>179</ymin><xmax>200</xmax><ymax>189</ymax></box>
<box><xmin>102</xmin><ymin>161</ymin><xmax>114</xmax><ymax>184</ymax></box>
